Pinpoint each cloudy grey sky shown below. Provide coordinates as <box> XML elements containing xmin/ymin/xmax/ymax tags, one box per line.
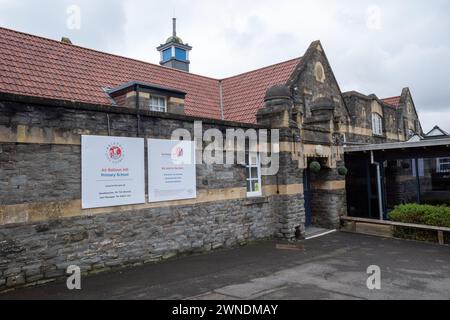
<box><xmin>1</xmin><ymin>0</ymin><xmax>450</xmax><ymax>132</ymax></box>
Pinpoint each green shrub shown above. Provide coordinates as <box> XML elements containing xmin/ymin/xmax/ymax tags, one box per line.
<box><xmin>388</xmin><ymin>203</ymin><xmax>450</xmax><ymax>228</ymax></box>
<box><xmin>337</xmin><ymin>166</ymin><xmax>348</xmax><ymax>176</ymax></box>
<box><xmin>309</xmin><ymin>161</ymin><xmax>321</xmax><ymax>173</ymax></box>
<box><xmin>388</xmin><ymin>203</ymin><xmax>450</xmax><ymax>244</ymax></box>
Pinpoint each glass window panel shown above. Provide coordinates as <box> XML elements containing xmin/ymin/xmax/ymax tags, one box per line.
<box><xmin>149</xmin><ymin>96</ymin><xmax>166</xmax><ymax>112</ymax></box>
<box><xmin>251</xmin><ymin>180</ymin><xmax>259</xmax><ymax>192</ymax></box>
<box><xmin>162</xmin><ymin>48</ymin><xmax>172</xmax><ymax>62</ymax></box>
<box><xmin>175</xmin><ymin>47</ymin><xmax>187</xmax><ymax>61</ymax></box>
<box><xmin>251</xmin><ymin>167</ymin><xmax>258</xmax><ymax>179</ymax></box>
<box><xmin>372</xmin><ymin>113</ymin><xmax>383</xmax><ymax>135</ymax></box>
<box><xmin>245</xmin><ymin>153</ymin><xmax>262</xmax><ymax>196</ymax></box>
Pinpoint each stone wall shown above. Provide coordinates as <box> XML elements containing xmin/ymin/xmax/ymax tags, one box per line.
<box><xmin>343</xmin><ymin>92</ymin><xmax>404</xmax><ymax>144</ymax></box>
<box><xmin>0</xmin><ymin>197</ymin><xmax>277</xmax><ymax>289</ymax></box>
<box><xmin>0</xmin><ymin>93</ymin><xmax>305</xmax><ymax>291</ymax></box>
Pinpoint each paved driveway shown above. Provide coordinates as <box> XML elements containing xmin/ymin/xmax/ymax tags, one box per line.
<box><xmin>1</xmin><ymin>232</ymin><xmax>449</xmax><ymax>300</ymax></box>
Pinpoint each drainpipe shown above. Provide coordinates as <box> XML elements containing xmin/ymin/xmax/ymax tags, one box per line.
<box><xmin>135</xmin><ymin>84</ymin><xmax>141</xmax><ymax>137</ymax></box>
<box><xmin>371</xmin><ymin>151</ymin><xmax>384</xmax><ymax>220</ymax></box>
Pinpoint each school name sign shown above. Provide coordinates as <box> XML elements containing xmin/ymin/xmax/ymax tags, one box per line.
<box><xmin>81</xmin><ymin>136</ymin><xmax>196</xmax><ymax>209</ymax></box>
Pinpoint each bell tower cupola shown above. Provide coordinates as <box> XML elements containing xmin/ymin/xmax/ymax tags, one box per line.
<box><xmin>156</xmin><ymin>18</ymin><xmax>192</xmax><ymax>72</ymax></box>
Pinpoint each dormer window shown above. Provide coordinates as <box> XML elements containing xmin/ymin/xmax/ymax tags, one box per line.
<box><xmin>107</xmin><ymin>81</ymin><xmax>186</xmax><ymax>115</ymax></box>
<box><xmin>149</xmin><ymin>95</ymin><xmax>167</xmax><ymax>112</ymax></box>
<box><xmin>372</xmin><ymin>113</ymin><xmax>383</xmax><ymax>136</ymax></box>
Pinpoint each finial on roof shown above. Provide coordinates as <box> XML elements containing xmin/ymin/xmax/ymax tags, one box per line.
<box><xmin>61</xmin><ymin>37</ymin><xmax>72</xmax><ymax>44</ymax></box>
<box><xmin>172</xmin><ymin>17</ymin><xmax>177</xmax><ymax>37</ymax></box>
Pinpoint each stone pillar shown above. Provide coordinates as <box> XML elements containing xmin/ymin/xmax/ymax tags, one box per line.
<box><xmin>257</xmin><ymin>85</ymin><xmax>306</xmax><ymax>240</ymax></box>
<box><xmin>309</xmin><ymin>159</ymin><xmax>347</xmax><ymax>229</ymax></box>
<box><xmin>300</xmin><ymin>96</ymin><xmax>347</xmax><ymax>230</ymax></box>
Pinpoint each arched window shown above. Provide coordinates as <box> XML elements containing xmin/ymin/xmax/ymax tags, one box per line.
<box><xmin>372</xmin><ymin>113</ymin><xmax>383</xmax><ymax>136</ymax></box>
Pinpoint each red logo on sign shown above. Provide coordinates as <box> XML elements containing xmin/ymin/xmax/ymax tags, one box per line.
<box><xmin>109</xmin><ymin>146</ymin><xmax>122</xmax><ymax>160</ymax></box>
<box><xmin>106</xmin><ymin>142</ymin><xmax>124</xmax><ymax>163</ymax></box>
<box><xmin>174</xmin><ymin>146</ymin><xmax>183</xmax><ymax>158</ymax></box>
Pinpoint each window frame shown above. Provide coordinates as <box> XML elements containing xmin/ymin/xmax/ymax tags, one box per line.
<box><xmin>148</xmin><ymin>95</ymin><xmax>167</xmax><ymax>113</ymax></box>
<box><xmin>371</xmin><ymin>112</ymin><xmax>383</xmax><ymax>136</ymax></box>
<box><xmin>437</xmin><ymin>158</ymin><xmax>450</xmax><ymax>173</ymax></box>
<box><xmin>246</xmin><ymin>152</ymin><xmax>262</xmax><ymax>197</ymax></box>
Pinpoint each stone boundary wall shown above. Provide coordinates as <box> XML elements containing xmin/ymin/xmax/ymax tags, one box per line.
<box><xmin>0</xmin><ymin>94</ymin><xmax>305</xmax><ymax>291</ymax></box>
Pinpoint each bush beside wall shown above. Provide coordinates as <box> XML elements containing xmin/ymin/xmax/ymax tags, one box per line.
<box><xmin>388</xmin><ymin>204</ymin><xmax>450</xmax><ymax>244</ymax></box>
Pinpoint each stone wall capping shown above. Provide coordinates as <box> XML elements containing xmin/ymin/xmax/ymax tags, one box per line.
<box><xmin>243</xmin><ymin>197</ymin><xmax>270</xmax><ymax>206</ymax></box>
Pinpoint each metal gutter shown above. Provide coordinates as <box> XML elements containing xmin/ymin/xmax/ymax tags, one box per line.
<box><xmin>345</xmin><ymin>137</ymin><xmax>450</xmax><ymax>153</ymax></box>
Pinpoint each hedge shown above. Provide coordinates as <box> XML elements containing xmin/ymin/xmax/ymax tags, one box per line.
<box><xmin>388</xmin><ymin>204</ymin><xmax>450</xmax><ymax>244</ymax></box>
<box><xmin>389</xmin><ymin>204</ymin><xmax>450</xmax><ymax>227</ymax></box>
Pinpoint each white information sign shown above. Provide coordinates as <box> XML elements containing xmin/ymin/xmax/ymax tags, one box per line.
<box><xmin>148</xmin><ymin>139</ymin><xmax>197</xmax><ymax>202</ymax></box>
<box><xmin>81</xmin><ymin>135</ymin><xmax>145</xmax><ymax>209</ymax></box>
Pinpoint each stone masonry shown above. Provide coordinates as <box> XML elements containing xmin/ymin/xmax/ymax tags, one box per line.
<box><xmin>0</xmin><ymin>92</ymin><xmax>305</xmax><ymax>291</ymax></box>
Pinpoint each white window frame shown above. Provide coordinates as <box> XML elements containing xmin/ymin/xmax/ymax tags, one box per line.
<box><xmin>437</xmin><ymin>158</ymin><xmax>450</xmax><ymax>173</ymax></box>
<box><xmin>372</xmin><ymin>113</ymin><xmax>383</xmax><ymax>136</ymax></box>
<box><xmin>148</xmin><ymin>95</ymin><xmax>167</xmax><ymax>112</ymax></box>
<box><xmin>246</xmin><ymin>153</ymin><xmax>262</xmax><ymax>197</ymax></box>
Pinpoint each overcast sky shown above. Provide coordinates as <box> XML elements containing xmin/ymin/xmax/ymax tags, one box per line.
<box><xmin>1</xmin><ymin>0</ymin><xmax>449</xmax><ymax>132</ymax></box>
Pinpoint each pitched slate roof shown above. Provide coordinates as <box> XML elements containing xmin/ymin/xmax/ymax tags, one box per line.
<box><xmin>381</xmin><ymin>96</ymin><xmax>401</xmax><ymax>107</ymax></box>
<box><xmin>0</xmin><ymin>27</ymin><xmax>301</xmax><ymax>123</ymax></box>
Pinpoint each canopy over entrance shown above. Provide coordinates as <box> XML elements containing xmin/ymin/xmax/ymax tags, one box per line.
<box><xmin>344</xmin><ymin>138</ymin><xmax>450</xmax><ymax>220</ymax></box>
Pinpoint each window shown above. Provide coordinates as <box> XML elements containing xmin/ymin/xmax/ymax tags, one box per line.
<box><xmin>162</xmin><ymin>48</ymin><xmax>172</xmax><ymax>62</ymax></box>
<box><xmin>175</xmin><ymin>47</ymin><xmax>187</xmax><ymax>61</ymax></box>
<box><xmin>437</xmin><ymin>158</ymin><xmax>450</xmax><ymax>173</ymax></box>
<box><xmin>246</xmin><ymin>153</ymin><xmax>262</xmax><ymax>197</ymax></box>
<box><xmin>372</xmin><ymin>113</ymin><xmax>383</xmax><ymax>136</ymax></box>
<box><xmin>412</xmin><ymin>159</ymin><xmax>425</xmax><ymax>177</ymax></box>
<box><xmin>149</xmin><ymin>95</ymin><xmax>166</xmax><ymax>112</ymax></box>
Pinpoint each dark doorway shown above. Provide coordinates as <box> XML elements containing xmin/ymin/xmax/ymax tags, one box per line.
<box><xmin>345</xmin><ymin>155</ymin><xmax>385</xmax><ymax>219</ymax></box>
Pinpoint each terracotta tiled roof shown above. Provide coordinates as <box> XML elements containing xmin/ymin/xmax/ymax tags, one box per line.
<box><xmin>0</xmin><ymin>27</ymin><xmax>221</xmax><ymax>119</ymax></box>
<box><xmin>221</xmin><ymin>58</ymin><xmax>301</xmax><ymax>123</ymax></box>
<box><xmin>0</xmin><ymin>27</ymin><xmax>301</xmax><ymax>123</ymax></box>
<box><xmin>381</xmin><ymin>96</ymin><xmax>401</xmax><ymax>107</ymax></box>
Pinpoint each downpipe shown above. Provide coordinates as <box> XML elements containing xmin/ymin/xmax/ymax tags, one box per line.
<box><xmin>371</xmin><ymin>151</ymin><xmax>384</xmax><ymax>221</ymax></box>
